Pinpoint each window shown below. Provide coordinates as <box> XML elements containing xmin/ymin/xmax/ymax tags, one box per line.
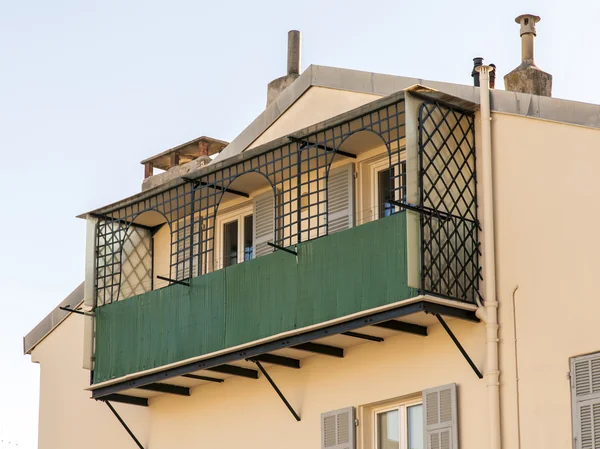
<box><xmin>222</xmin><ymin>220</ymin><xmax>239</xmax><ymax>267</ymax></box>
<box><xmin>216</xmin><ymin>205</ymin><xmax>253</xmax><ymax>269</ymax></box>
<box><xmin>377</xmin><ymin>168</ymin><xmax>393</xmax><ymax>219</ymax></box>
<box><xmin>363</xmin><ymin>156</ymin><xmax>406</xmax><ymax>224</ymax></box>
<box><xmin>374</xmin><ymin>400</ymin><xmax>423</xmax><ymax>449</ymax></box>
<box><xmin>243</xmin><ymin>215</ymin><xmax>253</xmax><ymax>261</ymax></box>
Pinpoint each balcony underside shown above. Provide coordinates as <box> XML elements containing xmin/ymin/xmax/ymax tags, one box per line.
<box><xmin>90</xmin><ymin>296</ymin><xmax>478</xmax><ymax>402</ymax></box>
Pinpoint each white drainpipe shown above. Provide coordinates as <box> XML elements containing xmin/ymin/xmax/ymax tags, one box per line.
<box><xmin>475</xmin><ymin>65</ymin><xmax>501</xmax><ymax>449</ymax></box>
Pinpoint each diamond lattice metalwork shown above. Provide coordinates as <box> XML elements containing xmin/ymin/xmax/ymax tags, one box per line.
<box><xmin>419</xmin><ymin>101</ymin><xmax>480</xmax><ymax>303</ymax></box>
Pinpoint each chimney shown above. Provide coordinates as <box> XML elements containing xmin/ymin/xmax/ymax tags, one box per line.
<box><xmin>267</xmin><ymin>30</ymin><xmax>302</xmax><ymax>107</ymax></box>
<box><xmin>504</xmin><ymin>14</ymin><xmax>552</xmax><ymax>97</ymax></box>
<box><xmin>472</xmin><ymin>57</ymin><xmax>483</xmax><ymax>87</ymax></box>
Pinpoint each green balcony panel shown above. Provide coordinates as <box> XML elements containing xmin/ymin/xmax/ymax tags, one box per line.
<box><xmin>93</xmin><ymin>212</ymin><xmax>417</xmax><ymax>384</ymax></box>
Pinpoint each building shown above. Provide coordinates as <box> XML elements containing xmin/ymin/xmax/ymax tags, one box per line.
<box><xmin>24</xmin><ymin>16</ymin><xmax>600</xmax><ymax>449</ymax></box>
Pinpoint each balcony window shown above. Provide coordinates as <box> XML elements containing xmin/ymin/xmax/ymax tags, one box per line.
<box><xmin>244</xmin><ymin>215</ymin><xmax>254</xmax><ymax>261</ymax></box>
<box><xmin>217</xmin><ymin>206</ymin><xmax>253</xmax><ymax>269</ymax></box>
<box><xmin>378</xmin><ymin>168</ymin><xmax>394</xmax><ymax>219</ymax></box>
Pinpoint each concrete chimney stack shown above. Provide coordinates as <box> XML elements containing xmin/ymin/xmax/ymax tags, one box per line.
<box><xmin>267</xmin><ymin>30</ymin><xmax>302</xmax><ymax>107</ymax></box>
<box><xmin>504</xmin><ymin>14</ymin><xmax>552</xmax><ymax>97</ymax></box>
<box><xmin>287</xmin><ymin>30</ymin><xmax>301</xmax><ymax>76</ymax></box>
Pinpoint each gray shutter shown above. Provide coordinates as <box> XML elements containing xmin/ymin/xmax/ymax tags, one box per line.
<box><xmin>571</xmin><ymin>353</ymin><xmax>600</xmax><ymax>449</ymax></box>
<box><xmin>423</xmin><ymin>383</ymin><xmax>458</xmax><ymax>449</ymax></box>
<box><xmin>328</xmin><ymin>163</ymin><xmax>355</xmax><ymax>234</ymax></box>
<box><xmin>321</xmin><ymin>407</ymin><xmax>355</xmax><ymax>449</ymax></box>
<box><xmin>253</xmin><ymin>190</ymin><xmax>275</xmax><ymax>258</ymax></box>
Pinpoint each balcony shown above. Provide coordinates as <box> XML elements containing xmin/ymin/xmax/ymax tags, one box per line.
<box><xmin>93</xmin><ymin>212</ymin><xmax>417</xmax><ymax>384</ymax></box>
<box><xmin>87</xmin><ymin>90</ymin><xmax>481</xmax><ymax>400</ymax></box>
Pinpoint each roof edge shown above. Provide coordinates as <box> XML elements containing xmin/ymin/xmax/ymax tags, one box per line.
<box><xmin>23</xmin><ymin>282</ymin><xmax>84</xmax><ymax>355</ymax></box>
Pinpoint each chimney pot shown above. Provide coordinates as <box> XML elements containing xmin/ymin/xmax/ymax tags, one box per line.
<box><xmin>515</xmin><ymin>14</ymin><xmax>540</xmax><ymax>37</ymax></box>
<box><xmin>504</xmin><ymin>14</ymin><xmax>552</xmax><ymax>97</ymax></box>
<box><xmin>472</xmin><ymin>57</ymin><xmax>484</xmax><ymax>87</ymax></box>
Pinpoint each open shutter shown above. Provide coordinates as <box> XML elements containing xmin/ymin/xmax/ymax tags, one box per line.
<box><xmin>571</xmin><ymin>353</ymin><xmax>600</xmax><ymax>449</ymax></box>
<box><xmin>321</xmin><ymin>407</ymin><xmax>355</xmax><ymax>449</ymax></box>
<box><xmin>253</xmin><ymin>190</ymin><xmax>275</xmax><ymax>258</ymax></box>
<box><xmin>328</xmin><ymin>163</ymin><xmax>355</xmax><ymax>234</ymax></box>
<box><xmin>423</xmin><ymin>383</ymin><xmax>458</xmax><ymax>449</ymax></box>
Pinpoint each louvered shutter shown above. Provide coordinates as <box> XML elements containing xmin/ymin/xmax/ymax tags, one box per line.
<box><xmin>328</xmin><ymin>163</ymin><xmax>355</xmax><ymax>234</ymax></box>
<box><xmin>253</xmin><ymin>190</ymin><xmax>275</xmax><ymax>258</ymax></box>
<box><xmin>423</xmin><ymin>384</ymin><xmax>458</xmax><ymax>449</ymax></box>
<box><xmin>571</xmin><ymin>353</ymin><xmax>600</xmax><ymax>449</ymax></box>
<box><xmin>321</xmin><ymin>407</ymin><xmax>355</xmax><ymax>449</ymax></box>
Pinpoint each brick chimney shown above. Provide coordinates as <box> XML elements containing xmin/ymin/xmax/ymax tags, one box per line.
<box><xmin>504</xmin><ymin>14</ymin><xmax>552</xmax><ymax>97</ymax></box>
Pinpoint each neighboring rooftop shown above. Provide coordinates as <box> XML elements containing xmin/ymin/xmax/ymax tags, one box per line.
<box><xmin>141</xmin><ymin>135</ymin><xmax>228</xmax><ymax>173</ymax></box>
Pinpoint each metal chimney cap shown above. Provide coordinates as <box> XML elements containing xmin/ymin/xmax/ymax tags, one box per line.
<box><xmin>515</xmin><ymin>14</ymin><xmax>541</xmax><ymax>36</ymax></box>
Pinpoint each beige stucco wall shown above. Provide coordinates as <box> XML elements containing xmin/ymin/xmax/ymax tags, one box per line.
<box><xmin>153</xmin><ymin>224</ymin><xmax>171</xmax><ymax>289</ymax></box>
<box><xmin>30</xmin><ymin>314</ymin><xmax>150</xmax><ymax>449</ymax></box>
<box><xmin>147</xmin><ymin>319</ymin><xmax>486</xmax><ymax>449</ymax></box>
<box><xmin>492</xmin><ymin>113</ymin><xmax>600</xmax><ymax>449</ymax></box>
<box><xmin>248</xmin><ymin>86</ymin><xmax>381</xmax><ymax>150</ymax></box>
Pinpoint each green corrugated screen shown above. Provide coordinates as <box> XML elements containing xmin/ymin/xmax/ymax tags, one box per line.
<box><xmin>93</xmin><ymin>212</ymin><xmax>416</xmax><ymax>383</ymax></box>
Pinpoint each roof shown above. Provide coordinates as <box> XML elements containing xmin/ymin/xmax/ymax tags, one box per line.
<box><xmin>23</xmin><ymin>282</ymin><xmax>84</xmax><ymax>355</ymax></box>
<box><xmin>78</xmin><ymin>62</ymin><xmax>600</xmax><ymax>219</ymax></box>
<box><xmin>141</xmin><ymin>136</ymin><xmax>228</xmax><ymax>171</ymax></box>
<box><xmin>212</xmin><ymin>64</ymin><xmax>600</xmax><ymax>164</ymax></box>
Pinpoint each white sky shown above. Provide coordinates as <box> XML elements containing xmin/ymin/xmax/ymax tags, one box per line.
<box><xmin>1</xmin><ymin>0</ymin><xmax>597</xmax><ymax>447</ymax></box>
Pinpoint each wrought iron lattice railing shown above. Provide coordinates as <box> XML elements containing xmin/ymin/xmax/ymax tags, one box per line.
<box><xmin>94</xmin><ymin>99</ymin><xmax>407</xmax><ymax>306</ymax></box>
<box><xmin>418</xmin><ymin>101</ymin><xmax>481</xmax><ymax>303</ymax></box>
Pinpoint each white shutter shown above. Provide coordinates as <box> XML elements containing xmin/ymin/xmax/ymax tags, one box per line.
<box><xmin>423</xmin><ymin>383</ymin><xmax>458</xmax><ymax>449</ymax></box>
<box><xmin>328</xmin><ymin>163</ymin><xmax>355</xmax><ymax>234</ymax></box>
<box><xmin>321</xmin><ymin>407</ymin><xmax>355</xmax><ymax>449</ymax></box>
<box><xmin>253</xmin><ymin>190</ymin><xmax>275</xmax><ymax>257</ymax></box>
<box><xmin>571</xmin><ymin>353</ymin><xmax>600</xmax><ymax>449</ymax></box>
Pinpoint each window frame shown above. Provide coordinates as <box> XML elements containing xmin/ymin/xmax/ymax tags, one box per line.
<box><xmin>362</xmin><ymin>153</ymin><xmax>406</xmax><ymax>225</ymax></box>
<box><xmin>372</xmin><ymin>397</ymin><xmax>423</xmax><ymax>449</ymax></box>
<box><xmin>215</xmin><ymin>203</ymin><xmax>254</xmax><ymax>270</ymax></box>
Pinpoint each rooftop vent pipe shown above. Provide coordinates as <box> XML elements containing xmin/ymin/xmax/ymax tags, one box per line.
<box><xmin>267</xmin><ymin>30</ymin><xmax>302</xmax><ymax>107</ymax></box>
<box><xmin>504</xmin><ymin>14</ymin><xmax>552</xmax><ymax>97</ymax></box>
<box><xmin>472</xmin><ymin>57</ymin><xmax>483</xmax><ymax>87</ymax></box>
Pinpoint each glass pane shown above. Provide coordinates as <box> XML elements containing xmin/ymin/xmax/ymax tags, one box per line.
<box><xmin>244</xmin><ymin>215</ymin><xmax>253</xmax><ymax>261</ymax></box>
<box><xmin>223</xmin><ymin>220</ymin><xmax>238</xmax><ymax>267</ymax></box>
<box><xmin>378</xmin><ymin>168</ymin><xmax>393</xmax><ymax>218</ymax></box>
<box><xmin>407</xmin><ymin>405</ymin><xmax>424</xmax><ymax>449</ymax></box>
<box><xmin>377</xmin><ymin>409</ymin><xmax>399</xmax><ymax>449</ymax></box>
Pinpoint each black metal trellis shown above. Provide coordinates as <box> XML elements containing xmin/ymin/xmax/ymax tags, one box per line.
<box><xmin>94</xmin><ymin>100</ymin><xmax>411</xmax><ymax>306</ymax></box>
<box><xmin>418</xmin><ymin>101</ymin><xmax>481</xmax><ymax>303</ymax></box>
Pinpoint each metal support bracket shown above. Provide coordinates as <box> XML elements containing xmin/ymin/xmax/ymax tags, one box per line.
<box><xmin>389</xmin><ymin>200</ymin><xmax>480</xmax><ymax>228</ymax></box>
<box><xmin>182</xmin><ymin>177</ymin><xmax>249</xmax><ymax>198</ymax></box>
<box><xmin>156</xmin><ymin>275</ymin><xmax>190</xmax><ymax>287</ymax></box>
<box><xmin>288</xmin><ymin>136</ymin><xmax>357</xmax><ymax>159</ymax></box>
<box><xmin>435</xmin><ymin>314</ymin><xmax>483</xmax><ymax>379</ymax></box>
<box><xmin>252</xmin><ymin>360</ymin><xmax>301</xmax><ymax>421</ymax></box>
<box><xmin>104</xmin><ymin>401</ymin><xmax>145</xmax><ymax>449</ymax></box>
<box><xmin>59</xmin><ymin>306</ymin><xmax>95</xmax><ymax>317</ymax></box>
<box><xmin>267</xmin><ymin>242</ymin><xmax>297</xmax><ymax>256</ymax></box>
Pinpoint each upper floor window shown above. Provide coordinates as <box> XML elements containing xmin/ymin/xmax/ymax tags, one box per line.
<box><xmin>378</xmin><ymin>168</ymin><xmax>394</xmax><ymax>219</ymax></box>
<box><xmin>371</xmin><ymin>159</ymin><xmax>406</xmax><ymax>221</ymax></box>
<box><xmin>217</xmin><ymin>205</ymin><xmax>253</xmax><ymax>269</ymax></box>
